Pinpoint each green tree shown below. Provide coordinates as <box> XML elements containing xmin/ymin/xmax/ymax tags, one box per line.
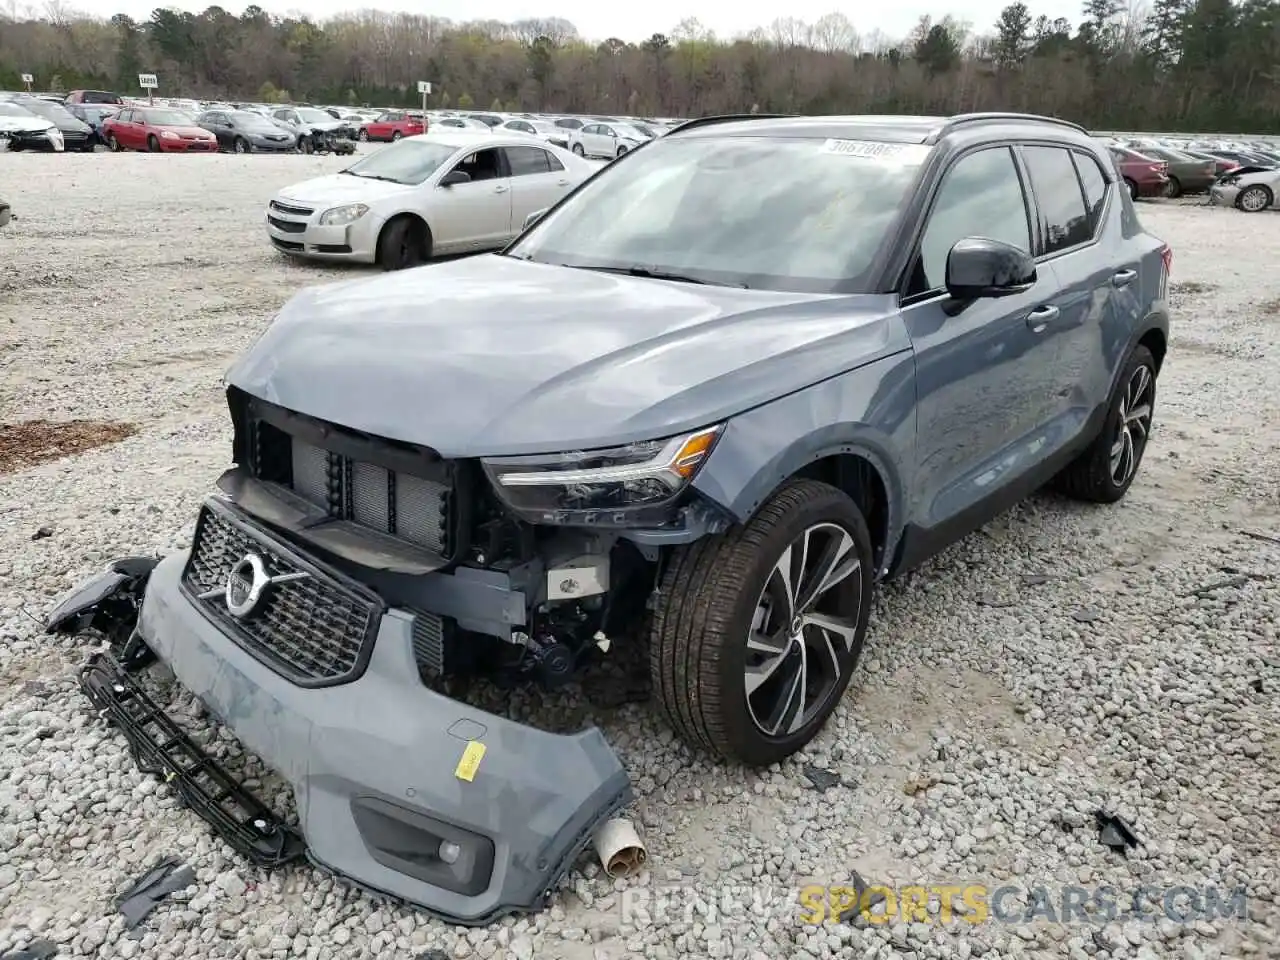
<box><xmin>457</xmin><ymin>91</ymin><xmax>474</xmax><ymax>108</ymax></box>
<box><xmin>993</xmin><ymin>2</ymin><xmax>1033</xmax><ymax>67</ymax></box>
<box><xmin>915</xmin><ymin>23</ymin><xmax>960</xmax><ymax>76</ymax></box>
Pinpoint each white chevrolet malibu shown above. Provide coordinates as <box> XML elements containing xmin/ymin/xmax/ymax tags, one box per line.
<box><xmin>265</xmin><ymin>130</ymin><xmax>600</xmax><ymax>269</ymax></box>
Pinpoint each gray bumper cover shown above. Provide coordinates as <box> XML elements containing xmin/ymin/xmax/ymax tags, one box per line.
<box><xmin>137</xmin><ymin>552</ymin><xmax>632</xmax><ymax>924</ymax></box>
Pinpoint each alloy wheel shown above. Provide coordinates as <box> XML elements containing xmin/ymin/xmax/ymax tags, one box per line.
<box><xmin>1110</xmin><ymin>363</ymin><xmax>1154</xmax><ymax>486</ymax></box>
<box><xmin>744</xmin><ymin>522</ymin><xmax>862</xmax><ymax>738</ymax></box>
<box><xmin>1239</xmin><ymin>186</ymin><xmax>1270</xmax><ymax>212</ymax></box>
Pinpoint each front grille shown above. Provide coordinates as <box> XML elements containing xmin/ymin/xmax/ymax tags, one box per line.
<box><xmin>267</xmin><ymin>215</ymin><xmax>306</xmax><ymax>233</ymax></box>
<box><xmin>182</xmin><ymin>499</ymin><xmax>383</xmax><ymax>687</ymax></box>
<box><xmin>269</xmin><ymin>200</ymin><xmax>313</xmax><ymax>217</ymax></box>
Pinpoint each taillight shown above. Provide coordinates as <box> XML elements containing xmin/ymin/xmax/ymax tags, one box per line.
<box><xmin>1148</xmin><ymin>163</ymin><xmax>1165</xmax><ymax>174</ymax></box>
<box><xmin>1160</xmin><ymin>245</ymin><xmax>1173</xmax><ymax>275</ymax></box>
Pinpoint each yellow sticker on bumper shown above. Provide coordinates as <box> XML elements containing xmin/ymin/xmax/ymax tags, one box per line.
<box><xmin>455</xmin><ymin>740</ymin><xmax>486</xmax><ymax>782</ymax></box>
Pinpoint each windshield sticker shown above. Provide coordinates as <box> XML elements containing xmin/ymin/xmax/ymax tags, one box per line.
<box><xmin>822</xmin><ymin>139</ymin><xmax>929</xmax><ymax>162</ymax></box>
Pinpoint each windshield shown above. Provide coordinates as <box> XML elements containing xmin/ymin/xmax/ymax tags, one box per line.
<box><xmin>228</xmin><ymin>111</ymin><xmax>280</xmax><ymax>130</ymax></box>
<box><xmin>342</xmin><ymin>139</ymin><xmax>459</xmax><ymax>185</ymax></box>
<box><xmin>18</xmin><ymin>100</ymin><xmax>74</xmax><ymax>122</ymax></box>
<box><xmin>0</xmin><ymin>102</ymin><xmax>40</xmax><ymax>118</ymax></box>
<box><xmin>509</xmin><ymin>135</ymin><xmax>930</xmax><ymax>293</ymax></box>
<box><xmin>297</xmin><ymin>108</ymin><xmax>332</xmax><ymax>124</ymax></box>
<box><xmin>612</xmin><ymin>124</ymin><xmax>650</xmax><ymax>140</ymax></box>
<box><xmin>142</xmin><ymin>109</ymin><xmax>194</xmax><ymax>125</ymax></box>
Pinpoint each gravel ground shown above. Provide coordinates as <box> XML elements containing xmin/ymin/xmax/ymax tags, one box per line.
<box><xmin>0</xmin><ymin>152</ymin><xmax>1277</xmax><ymax>960</ymax></box>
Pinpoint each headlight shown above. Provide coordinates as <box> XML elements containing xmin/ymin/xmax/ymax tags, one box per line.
<box><xmin>160</xmin><ymin>130</ymin><xmax>179</xmax><ymax>140</ymax></box>
<box><xmin>318</xmin><ymin>203</ymin><xmax>369</xmax><ymax>226</ymax></box>
<box><xmin>481</xmin><ymin>425</ymin><xmax>722</xmax><ymax>524</ymax></box>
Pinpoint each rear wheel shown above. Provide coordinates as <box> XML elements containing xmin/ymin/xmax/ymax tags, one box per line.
<box><xmin>375</xmin><ymin>216</ymin><xmax>431</xmax><ymax>270</ymax></box>
<box><xmin>147</xmin><ymin>135</ymin><xmax>159</xmax><ymax>152</ymax></box>
<box><xmin>1053</xmin><ymin>344</ymin><xmax>1157</xmax><ymax>504</ymax></box>
<box><xmin>1237</xmin><ymin>184</ymin><xmax>1272</xmax><ymax>213</ymax></box>
<box><xmin>1163</xmin><ymin>176</ymin><xmax>1182</xmax><ymax>199</ymax></box>
<box><xmin>650</xmin><ymin>479</ymin><xmax>874</xmax><ymax>766</ymax></box>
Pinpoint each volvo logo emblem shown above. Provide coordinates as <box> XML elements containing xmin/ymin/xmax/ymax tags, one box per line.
<box><xmin>197</xmin><ymin>552</ymin><xmax>311</xmax><ymax>618</ymax></box>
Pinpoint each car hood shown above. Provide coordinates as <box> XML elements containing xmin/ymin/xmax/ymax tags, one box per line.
<box><xmin>278</xmin><ymin>173</ymin><xmax>413</xmax><ymax>205</ymax></box>
<box><xmin>0</xmin><ymin>116</ymin><xmax>54</xmax><ymax>135</ymax></box>
<box><xmin>224</xmin><ymin>255</ymin><xmax>907</xmax><ymax>458</ymax></box>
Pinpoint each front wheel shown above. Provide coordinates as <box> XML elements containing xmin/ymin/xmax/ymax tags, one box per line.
<box><xmin>358</xmin><ymin>129</ymin><xmax>369</xmax><ymax>141</ymax></box>
<box><xmin>650</xmin><ymin>479</ymin><xmax>874</xmax><ymax>766</ymax></box>
<box><xmin>1124</xmin><ymin>177</ymin><xmax>1139</xmax><ymax>201</ymax></box>
<box><xmin>107</xmin><ymin>134</ymin><xmax>121</xmax><ymax>152</ymax></box>
<box><xmin>375</xmin><ymin>215</ymin><xmax>432</xmax><ymax>270</ymax></box>
<box><xmin>300</xmin><ymin>136</ymin><xmax>314</xmax><ymax>155</ymax></box>
<box><xmin>391</xmin><ymin>130</ymin><xmax>402</xmax><ymax>141</ymax></box>
<box><xmin>1236</xmin><ymin>184</ymin><xmax>1273</xmax><ymax>213</ymax></box>
<box><xmin>147</xmin><ymin>135</ymin><xmax>160</xmax><ymax>152</ymax></box>
<box><xmin>233</xmin><ymin>136</ymin><xmax>250</xmax><ymax>154</ymax></box>
<box><xmin>572</xmin><ymin>142</ymin><xmax>585</xmax><ymax>156</ymax></box>
<box><xmin>616</xmin><ymin>144</ymin><xmax>629</xmax><ymax>157</ymax></box>
<box><xmin>1053</xmin><ymin>344</ymin><xmax>1157</xmax><ymax>503</ymax></box>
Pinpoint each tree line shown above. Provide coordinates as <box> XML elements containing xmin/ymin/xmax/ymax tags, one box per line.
<box><xmin>0</xmin><ymin>0</ymin><xmax>1277</xmax><ymax>133</ymax></box>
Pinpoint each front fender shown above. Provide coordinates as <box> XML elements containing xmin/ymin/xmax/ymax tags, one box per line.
<box><xmin>692</xmin><ymin>348</ymin><xmax>917</xmax><ymax>571</ymax></box>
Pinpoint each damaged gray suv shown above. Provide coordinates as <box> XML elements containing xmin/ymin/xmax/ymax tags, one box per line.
<box><xmin>48</xmin><ymin>112</ymin><xmax>1171</xmax><ymax>925</ymax></box>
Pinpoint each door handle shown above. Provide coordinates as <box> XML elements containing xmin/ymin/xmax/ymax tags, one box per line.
<box><xmin>493</xmin><ymin>185</ymin><xmax>508</xmax><ymax>193</ymax></box>
<box><xmin>1112</xmin><ymin>268</ymin><xmax>1137</xmax><ymax>287</ymax></box>
<box><xmin>556</xmin><ymin>179</ymin><xmax>570</xmax><ymax>186</ymax></box>
<box><xmin>1025</xmin><ymin>305</ymin><xmax>1060</xmax><ymax>332</ymax></box>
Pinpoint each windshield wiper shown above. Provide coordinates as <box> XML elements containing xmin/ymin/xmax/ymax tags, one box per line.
<box><xmin>343</xmin><ymin>171</ymin><xmax>401</xmax><ymax>183</ymax></box>
<box><xmin>568</xmin><ymin>264</ymin><xmax>747</xmax><ymax>288</ymax></box>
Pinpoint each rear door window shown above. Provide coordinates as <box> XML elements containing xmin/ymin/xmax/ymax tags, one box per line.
<box><xmin>1021</xmin><ymin>145</ymin><xmax>1091</xmax><ymax>255</ymax></box>
<box><xmin>1072</xmin><ymin>151</ymin><xmax>1108</xmax><ymax>236</ymax></box>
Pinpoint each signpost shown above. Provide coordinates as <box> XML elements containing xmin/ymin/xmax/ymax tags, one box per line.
<box><xmin>417</xmin><ymin>80</ymin><xmax>432</xmax><ymax>121</ymax></box>
<box><xmin>138</xmin><ymin>73</ymin><xmax>158</xmax><ymax>105</ymax></box>
<box><xmin>20</xmin><ymin>73</ymin><xmax>33</xmax><ymax>92</ymax></box>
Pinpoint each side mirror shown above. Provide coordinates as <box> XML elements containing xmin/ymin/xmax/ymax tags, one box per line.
<box><xmin>440</xmin><ymin>169</ymin><xmax>472</xmax><ymax>187</ymax></box>
<box><xmin>523</xmin><ymin>207</ymin><xmax>548</xmax><ymax>230</ymax></box>
<box><xmin>945</xmin><ymin>237</ymin><xmax>1036</xmax><ymax>300</ymax></box>
<box><xmin>225</xmin><ymin>120</ymin><xmax>235</xmax><ymax>128</ymax></box>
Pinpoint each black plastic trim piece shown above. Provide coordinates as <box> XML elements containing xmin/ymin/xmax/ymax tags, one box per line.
<box><xmin>79</xmin><ymin>651</ymin><xmax>307</xmax><ymax>868</ymax></box>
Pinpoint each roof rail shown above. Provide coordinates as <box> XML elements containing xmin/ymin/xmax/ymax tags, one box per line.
<box><xmin>939</xmin><ymin>112</ymin><xmax>1087</xmax><ymax>135</ymax></box>
<box><xmin>665</xmin><ymin>113</ymin><xmax>795</xmax><ymax>136</ymax></box>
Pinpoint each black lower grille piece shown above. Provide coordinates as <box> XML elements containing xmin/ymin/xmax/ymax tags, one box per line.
<box><xmin>411</xmin><ymin>612</ymin><xmax>446</xmax><ymax>674</ymax></box>
<box><xmin>181</xmin><ymin>497</ymin><xmax>384</xmax><ymax>687</ymax></box>
<box><xmin>268</xmin><ymin>215</ymin><xmax>306</xmax><ymax>233</ymax></box>
<box><xmin>79</xmin><ymin>651</ymin><xmax>305</xmax><ymax>867</ymax></box>
<box><xmin>270</xmin><ymin>237</ymin><xmax>304</xmax><ymax>251</ymax></box>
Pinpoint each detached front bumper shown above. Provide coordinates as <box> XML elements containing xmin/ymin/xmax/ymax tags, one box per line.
<box><xmin>70</xmin><ymin>531</ymin><xmax>631</xmax><ymax>924</ymax></box>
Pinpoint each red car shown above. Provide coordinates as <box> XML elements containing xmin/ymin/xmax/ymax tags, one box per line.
<box><xmin>102</xmin><ymin>106</ymin><xmax>218</xmax><ymax>153</ymax></box>
<box><xmin>1107</xmin><ymin>147</ymin><xmax>1169</xmax><ymax>200</ymax></box>
<box><xmin>357</xmin><ymin>111</ymin><xmax>426</xmax><ymax>142</ymax></box>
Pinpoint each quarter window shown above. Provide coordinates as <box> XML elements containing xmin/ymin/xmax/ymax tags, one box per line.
<box><xmin>1021</xmin><ymin>145</ymin><xmax>1091</xmax><ymax>254</ymax></box>
<box><xmin>505</xmin><ymin>146</ymin><xmax>552</xmax><ymax>176</ymax></box>
<box><xmin>1072</xmin><ymin>151</ymin><xmax>1108</xmax><ymax>236</ymax></box>
<box><xmin>914</xmin><ymin>147</ymin><xmax>1031</xmax><ymax>294</ymax></box>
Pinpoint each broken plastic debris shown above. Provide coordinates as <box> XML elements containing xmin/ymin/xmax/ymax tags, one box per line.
<box><xmin>1095</xmin><ymin>810</ymin><xmax>1141</xmax><ymax>856</ymax></box>
<box><xmin>0</xmin><ymin>941</ymin><xmax>58</xmax><ymax>960</ymax></box>
<box><xmin>834</xmin><ymin>870</ymin><xmax>888</xmax><ymax>923</ymax></box>
<box><xmin>802</xmin><ymin>765</ymin><xmax>841</xmax><ymax>791</ymax></box>
<box><xmin>593</xmin><ymin>817</ymin><xmax>647</xmax><ymax>879</ymax></box>
<box><xmin>115</xmin><ymin>856</ymin><xmax>196</xmax><ymax>929</ymax></box>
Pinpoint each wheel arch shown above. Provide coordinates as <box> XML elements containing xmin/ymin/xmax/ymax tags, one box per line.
<box><xmin>375</xmin><ymin>210</ymin><xmax>432</xmax><ymax>248</ymax></box>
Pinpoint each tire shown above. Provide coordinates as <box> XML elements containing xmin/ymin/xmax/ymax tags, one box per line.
<box><xmin>358</xmin><ymin>129</ymin><xmax>369</xmax><ymax>141</ymax></box>
<box><xmin>375</xmin><ymin>215</ymin><xmax>431</xmax><ymax>270</ymax></box>
<box><xmin>1053</xmin><ymin>344</ymin><xmax>1157</xmax><ymax>504</ymax></box>
<box><xmin>572</xmin><ymin>142</ymin><xmax>585</xmax><ymax>156</ymax></box>
<box><xmin>300</xmin><ymin>136</ymin><xmax>314</xmax><ymax>155</ymax></box>
<box><xmin>233</xmin><ymin>136</ymin><xmax>250</xmax><ymax>154</ymax></box>
<box><xmin>1124</xmin><ymin>178</ymin><xmax>1139</xmax><ymax>201</ymax></box>
<box><xmin>1236</xmin><ymin>184</ymin><xmax>1272</xmax><ymax>213</ymax></box>
<box><xmin>391</xmin><ymin>131</ymin><xmax>403</xmax><ymax>141</ymax></box>
<box><xmin>147</xmin><ymin>135</ymin><xmax>160</xmax><ymax>152</ymax></box>
<box><xmin>616</xmin><ymin>145</ymin><xmax>629</xmax><ymax>157</ymax></box>
<box><xmin>650</xmin><ymin>479</ymin><xmax>875</xmax><ymax>766</ymax></box>
<box><xmin>107</xmin><ymin>134</ymin><xmax>121</xmax><ymax>152</ymax></box>
<box><xmin>1164</xmin><ymin>176</ymin><xmax>1181</xmax><ymax>199</ymax></box>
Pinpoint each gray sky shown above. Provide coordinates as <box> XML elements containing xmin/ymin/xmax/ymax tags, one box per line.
<box><xmin>69</xmin><ymin>0</ymin><xmax>1086</xmax><ymax>44</ymax></box>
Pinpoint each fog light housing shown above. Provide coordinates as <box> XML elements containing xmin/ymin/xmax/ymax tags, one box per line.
<box><xmin>351</xmin><ymin>795</ymin><xmax>495</xmax><ymax>897</ymax></box>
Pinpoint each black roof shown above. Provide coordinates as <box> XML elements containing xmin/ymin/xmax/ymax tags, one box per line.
<box><xmin>667</xmin><ymin>112</ymin><xmax>1087</xmax><ymax>145</ymax></box>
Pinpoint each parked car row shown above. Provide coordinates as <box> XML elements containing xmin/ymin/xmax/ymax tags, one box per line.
<box><xmin>1098</xmin><ymin>132</ymin><xmax>1280</xmax><ymax>213</ymax></box>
